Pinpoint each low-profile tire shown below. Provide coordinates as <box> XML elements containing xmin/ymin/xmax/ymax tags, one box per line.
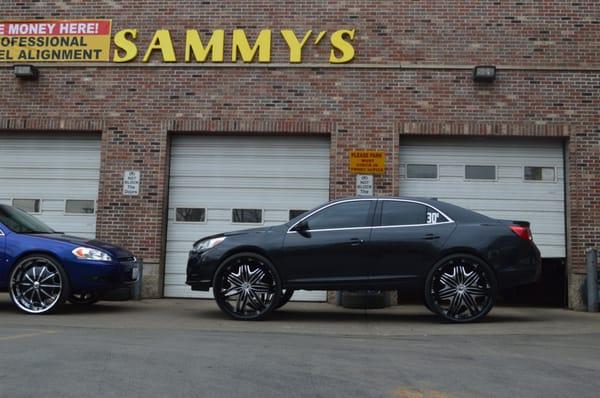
<box><xmin>68</xmin><ymin>291</ymin><xmax>100</xmax><ymax>305</ymax></box>
<box><xmin>275</xmin><ymin>289</ymin><xmax>294</xmax><ymax>309</ymax></box>
<box><xmin>423</xmin><ymin>295</ymin><xmax>438</xmax><ymax>314</ymax></box>
<box><xmin>424</xmin><ymin>254</ymin><xmax>497</xmax><ymax>323</ymax></box>
<box><xmin>213</xmin><ymin>252</ymin><xmax>282</xmax><ymax>321</ymax></box>
<box><xmin>9</xmin><ymin>254</ymin><xmax>70</xmax><ymax>315</ymax></box>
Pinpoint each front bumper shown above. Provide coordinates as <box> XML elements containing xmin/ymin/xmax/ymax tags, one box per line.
<box><xmin>185</xmin><ymin>249</ymin><xmax>221</xmax><ymax>291</ymax></box>
<box><xmin>99</xmin><ymin>258</ymin><xmax>142</xmax><ymax>300</ymax></box>
<box><xmin>68</xmin><ymin>256</ymin><xmax>142</xmax><ymax>300</ymax></box>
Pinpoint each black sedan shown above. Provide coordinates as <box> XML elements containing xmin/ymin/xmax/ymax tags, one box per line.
<box><xmin>186</xmin><ymin>197</ymin><xmax>541</xmax><ymax>323</ymax></box>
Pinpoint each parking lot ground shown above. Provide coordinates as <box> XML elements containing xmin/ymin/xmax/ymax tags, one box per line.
<box><xmin>1</xmin><ymin>293</ymin><xmax>599</xmax><ymax>398</ymax></box>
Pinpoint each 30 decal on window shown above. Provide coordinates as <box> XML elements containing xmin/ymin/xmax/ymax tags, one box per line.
<box><xmin>427</xmin><ymin>212</ymin><xmax>440</xmax><ymax>224</ymax></box>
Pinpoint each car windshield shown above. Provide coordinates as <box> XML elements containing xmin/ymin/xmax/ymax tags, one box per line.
<box><xmin>0</xmin><ymin>205</ymin><xmax>56</xmax><ymax>234</ymax></box>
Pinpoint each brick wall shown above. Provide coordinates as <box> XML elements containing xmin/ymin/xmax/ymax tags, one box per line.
<box><xmin>0</xmin><ymin>1</ymin><xmax>598</xmax><ymax>304</ymax></box>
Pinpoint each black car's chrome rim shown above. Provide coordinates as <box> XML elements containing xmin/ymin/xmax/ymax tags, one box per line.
<box><xmin>218</xmin><ymin>257</ymin><xmax>277</xmax><ymax>317</ymax></box>
<box><xmin>10</xmin><ymin>258</ymin><xmax>62</xmax><ymax>314</ymax></box>
<box><xmin>431</xmin><ymin>258</ymin><xmax>492</xmax><ymax>320</ymax></box>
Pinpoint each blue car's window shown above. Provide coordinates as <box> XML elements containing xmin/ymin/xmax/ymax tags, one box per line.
<box><xmin>0</xmin><ymin>205</ymin><xmax>55</xmax><ymax>234</ymax></box>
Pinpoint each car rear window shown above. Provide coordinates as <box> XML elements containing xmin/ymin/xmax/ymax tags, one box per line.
<box><xmin>381</xmin><ymin>201</ymin><xmax>449</xmax><ymax>226</ymax></box>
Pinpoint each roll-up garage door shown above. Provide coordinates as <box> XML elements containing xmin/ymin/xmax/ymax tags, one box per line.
<box><xmin>399</xmin><ymin>137</ymin><xmax>565</xmax><ymax>258</ymax></box>
<box><xmin>165</xmin><ymin>135</ymin><xmax>330</xmax><ymax>301</ymax></box>
<box><xmin>0</xmin><ymin>134</ymin><xmax>101</xmax><ymax>239</ymax></box>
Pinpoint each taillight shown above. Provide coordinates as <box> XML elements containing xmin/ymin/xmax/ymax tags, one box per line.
<box><xmin>510</xmin><ymin>225</ymin><xmax>532</xmax><ymax>241</ymax></box>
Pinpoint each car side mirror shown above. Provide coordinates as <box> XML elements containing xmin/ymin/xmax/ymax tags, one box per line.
<box><xmin>294</xmin><ymin>220</ymin><xmax>311</xmax><ymax>237</ymax></box>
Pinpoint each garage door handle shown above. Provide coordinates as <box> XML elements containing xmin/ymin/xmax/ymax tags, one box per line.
<box><xmin>422</xmin><ymin>234</ymin><xmax>440</xmax><ymax>240</ymax></box>
<box><xmin>349</xmin><ymin>238</ymin><xmax>364</xmax><ymax>246</ymax></box>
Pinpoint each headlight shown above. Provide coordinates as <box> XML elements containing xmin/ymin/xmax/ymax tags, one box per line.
<box><xmin>193</xmin><ymin>237</ymin><xmax>226</xmax><ymax>251</ymax></box>
<box><xmin>72</xmin><ymin>247</ymin><xmax>113</xmax><ymax>262</ymax></box>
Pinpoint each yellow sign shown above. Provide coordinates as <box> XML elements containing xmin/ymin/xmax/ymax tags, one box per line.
<box><xmin>0</xmin><ymin>20</ymin><xmax>112</xmax><ymax>62</ymax></box>
<box><xmin>113</xmin><ymin>28</ymin><xmax>355</xmax><ymax>64</ymax></box>
<box><xmin>0</xmin><ymin>20</ymin><xmax>356</xmax><ymax>64</ymax></box>
<box><xmin>349</xmin><ymin>150</ymin><xmax>386</xmax><ymax>174</ymax></box>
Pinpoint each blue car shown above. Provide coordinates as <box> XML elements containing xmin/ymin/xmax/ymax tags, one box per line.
<box><xmin>0</xmin><ymin>204</ymin><xmax>140</xmax><ymax>314</ymax></box>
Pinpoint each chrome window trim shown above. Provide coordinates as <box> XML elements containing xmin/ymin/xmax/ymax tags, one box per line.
<box><xmin>286</xmin><ymin>198</ymin><xmax>454</xmax><ymax>234</ymax></box>
<box><xmin>286</xmin><ymin>198</ymin><xmax>377</xmax><ymax>234</ymax></box>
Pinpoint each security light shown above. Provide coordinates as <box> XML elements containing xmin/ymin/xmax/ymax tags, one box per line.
<box><xmin>473</xmin><ymin>65</ymin><xmax>496</xmax><ymax>83</ymax></box>
<box><xmin>13</xmin><ymin>64</ymin><xmax>39</xmax><ymax>80</ymax></box>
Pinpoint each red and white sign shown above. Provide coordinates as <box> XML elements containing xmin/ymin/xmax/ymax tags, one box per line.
<box><xmin>0</xmin><ymin>20</ymin><xmax>111</xmax><ymax>36</ymax></box>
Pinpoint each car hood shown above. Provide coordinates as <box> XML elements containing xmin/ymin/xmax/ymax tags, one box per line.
<box><xmin>29</xmin><ymin>233</ymin><xmax>134</xmax><ymax>259</ymax></box>
<box><xmin>194</xmin><ymin>225</ymin><xmax>280</xmax><ymax>246</ymax></box>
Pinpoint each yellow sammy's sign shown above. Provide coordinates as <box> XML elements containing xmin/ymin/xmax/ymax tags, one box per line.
<box><xmin>0</xmin><ymin>19</ymin><xmax>357</xmax><ymax>64</ymax></box>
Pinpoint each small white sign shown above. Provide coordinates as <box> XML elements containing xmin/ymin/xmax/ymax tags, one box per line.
<box><xmin>356</xmin><ymin>174</ymin><xmax>373</xmax><ymax>196</ymax></box>
<box><xmin>123</xmin><ymin>170</ymin><xmax>140</xmax><ymax>196</ymax></box>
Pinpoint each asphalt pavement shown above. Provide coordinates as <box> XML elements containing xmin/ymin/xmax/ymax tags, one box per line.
<box><xmin>0</xmin><ymin>294</ymin><xmax>599</xmax><ymax>398</ymax></box>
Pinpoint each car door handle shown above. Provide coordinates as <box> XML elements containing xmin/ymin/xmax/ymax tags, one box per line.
<box><xmin>422</xmin><ymin>234</ymin><xmax>440</xmax><ymax>240</ymax></box>
<box><xmin>349</xmin><ymin>238</ymin><xmax>365</xmax><ymax>246</ymax></box>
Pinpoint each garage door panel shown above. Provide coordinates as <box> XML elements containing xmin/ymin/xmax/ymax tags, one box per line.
<box><xmin>170</xmin><ymin>176</ymin><xmax>329</xmax><ymax>190</ymax></box>
<box><xmin>165</xmin><ymin>135</ymin><xmax>330</xmax><ymax>301</ymax></box>
<box><xmin>443</xmin><ymin>199</ymin><xmax>564</xmax><ymax>213</ymax></box>
<box><xmin>400</xmin><ymin>138</ymin><xmax>565</xmax><ymax>258</ymax></box>
<box><xmin>0</xmin><ymin>135</ymin><xmax>100</xmax><ymax>238</ymax></box>
<box><xmin>169</xmin><ymin>188</ymin><xmax>327</xmax><ymax>208</ymax></box>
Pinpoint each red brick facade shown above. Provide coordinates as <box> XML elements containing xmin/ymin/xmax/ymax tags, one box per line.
<box><xmin>0</xmin><ymin>1</ymin><xmax>598</xmax><ymax>307</ymax></box>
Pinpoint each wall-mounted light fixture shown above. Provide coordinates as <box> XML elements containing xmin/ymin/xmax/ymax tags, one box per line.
<box><xmin>13</xmin><ymin>64</ymin><xmax>39</xmax><ymax>80</ymax></box>
<box><xmin>473</xmin><ymin>65</ymin><xmax>496</xmax><ymax>83</ymax></box>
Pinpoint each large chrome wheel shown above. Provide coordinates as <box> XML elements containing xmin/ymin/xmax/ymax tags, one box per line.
<box><xmin>425</xmin><ymin>254</ymin><xmax>496</xmax><ymax>323</ymax></box>
<box><xmin>68</xmin><ymin>291</ymin><xmax>100</xmax><ymax>305</ymax></box>
<box><xmin>9</xmin><ymin>255</ymin><xmax>69</xmax><ymax>314</ymax></box>
<box><xmin>213</xmin><ymin>253</ymin><xmax>281</xmax><ymax>320</ymax></box>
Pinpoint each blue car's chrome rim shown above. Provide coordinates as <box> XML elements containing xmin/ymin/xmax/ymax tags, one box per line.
<box><xmin>431</xmin><ymin>258</ymin><xmax>492</xmax><ymax>321</ymax></box>
<box><xmin>10</xmin><ymin>257</ymin><xmax>63</xmax><ymax>314</ymax></box>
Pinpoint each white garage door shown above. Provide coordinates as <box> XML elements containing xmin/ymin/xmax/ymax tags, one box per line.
<box><xmin>165</xmin><ymin>135</ymin><xmax>330</xmax><ymax>301</ymax></box>
<box><xmin>399</xmin><ymin>137</ymin><xmax>565</xmax><ymax>258</ymax></box>
<box><xmin>0</xmin><ymin>134</ymin><xmax>100</xmax><ymax>238</ymax></box>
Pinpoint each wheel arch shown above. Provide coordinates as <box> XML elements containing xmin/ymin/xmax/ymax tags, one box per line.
<box><xmin>8</xmin><ymin>250</ymin><xmax>72</xmax><ymax>287</ymax></box>
<box><xmin>428</xmin><ymin>248</ymin><xmax>498</xmax><ymax>287</ymax></box>
<box><xmin>221</xmin><ymin>246</ymin><xmax>277</xmax><ymax>269</ymax></box>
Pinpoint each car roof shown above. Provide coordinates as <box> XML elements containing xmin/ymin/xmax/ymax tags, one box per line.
<box><xmin>329</xmin><ymin>196</ymin><xmax>494</xmax><ymax>223</ymax></box>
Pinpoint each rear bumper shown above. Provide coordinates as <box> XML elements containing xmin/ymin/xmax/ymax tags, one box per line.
<box><xmin>497</xmin><ymin>244</ymin><xmax>542</xmax><ymax>289</ymax></box>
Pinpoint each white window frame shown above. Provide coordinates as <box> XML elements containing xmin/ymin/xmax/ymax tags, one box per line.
<box><xmin>464</xmin><ymin>165</ymin><xmax>498</xmax><ymax>182</ymax></box>
<box><xmin>231</xmin><ymin>208</ymin><xmax>264</xmax><ymax>225</ymax></box>
<box><xmin>12</xmin><ymin>198</ymin><xmax>42</xmax><ymax>214</ymax></box>
<box><xmin>64</xmin><ymin>199</ymin><xmax>97</xmax><ymax>216</ymax></box>
<box><xmin>403</xmin><ymin>164</ymin><xmax>440</xmax><ymax>181</ymax></box>
<box><xmin>173</xmin><ymin>207</ymin><xmax>208</xmax><ymax>224</ymax></box>
<box><xmin>523</xmin><ymin>166</ymin><xmax>558</xmax><ymax>183</ymax></box>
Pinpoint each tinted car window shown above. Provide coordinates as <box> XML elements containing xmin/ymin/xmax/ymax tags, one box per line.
<box><xmin>304</xmin><ymin>201</ymin><xmax>371</xmax><ymax>230</ymax></box>
<box><xmin>425</xmin><ymin>206</ymin><xmax>449</xmax><ymax>224</ymax></box>
<box><xmin>0</xmin><ymin>205</ymin><xmax>55</xmax><ymax>234</ymax></box>
<box><xmin>381</xmin><ymin>201</ymin><xmax>427</xmax><ymax>226</ymax></box>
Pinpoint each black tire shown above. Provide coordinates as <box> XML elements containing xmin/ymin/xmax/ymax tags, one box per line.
<box><xmin>213</xmin><ymin>252</ymin><xmax>282</xmax><ymax>321</ymax></box>
<box><xmin>68</xmin><ymin>291</ymin><xmax>100</xmax><ymax>305</ymax></box>
<box><xmin>275</xmin><ymin>289</ymin><xmax>294</xmax><ymax>309</ymax></box>
<box><xmin>9</xmin><ymin>254</ymin><xmax>70</xmax><ymax>314</ymax></box>
<box><xmin>424</xmin><ymin>254</ymin><xmax>497</xmax><ymax>323</ymax></box>
<box><xmin>423</xmin><ymin>294</ymin><xmax>438</xmax><ymax>314</ymax></box>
